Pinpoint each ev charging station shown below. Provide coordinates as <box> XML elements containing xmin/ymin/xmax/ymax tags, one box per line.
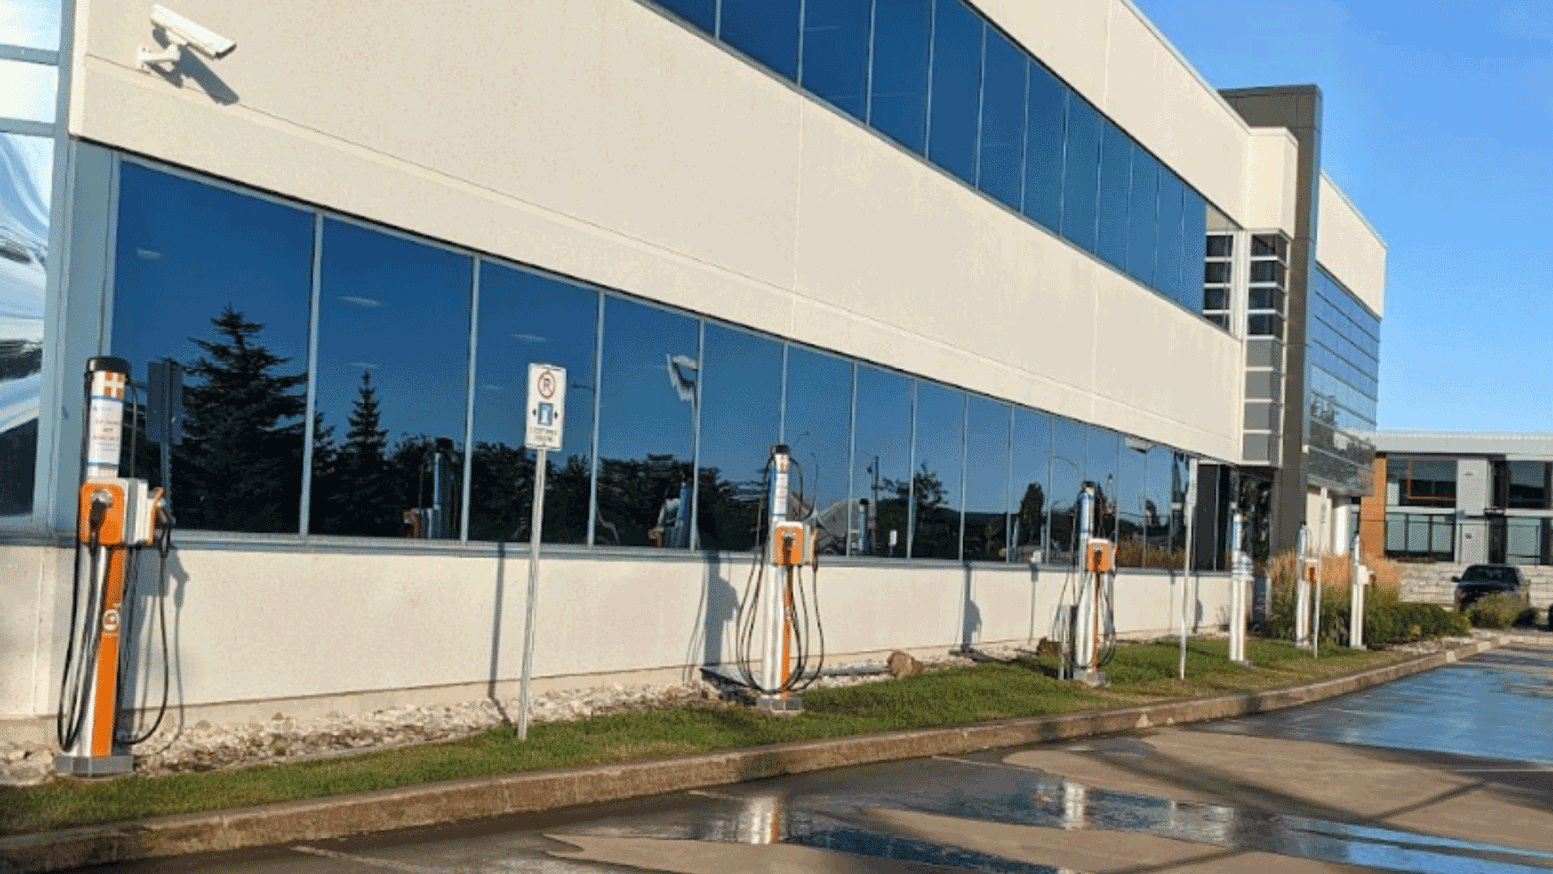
<box><xmin>56</xmin><ymin>358</ymin><xmax>173</xmax><ymax>776</ymax></box>
<box><xmin>1227</xmin><ymin>510</ymin><xmax>1249</xmax><ymax>664</ymax></box>
<box><xmin>1062</xmin><ymin>486</ymin><xmax>1115</xmax><ymax>687</ymax></box>
<box><xmin>1295</xmin><ymin>523</ymin><xmax>1314</xmax><ymax>650</ymax></box>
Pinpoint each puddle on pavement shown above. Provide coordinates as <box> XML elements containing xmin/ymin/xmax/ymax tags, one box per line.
<box><xmin>555</xmin><ymin>763</ymin><xmax>1553</xmax><ymax>874</ymax></box>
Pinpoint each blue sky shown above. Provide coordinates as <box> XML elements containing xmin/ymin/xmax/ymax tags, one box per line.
<box><xmin>1134</xmin><ymin>0</ymin><xmax>1553</xmax><ymax>433</ymax></box>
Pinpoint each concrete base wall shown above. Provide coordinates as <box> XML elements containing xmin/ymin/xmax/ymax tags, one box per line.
<box><xmin>1398</xmin><ymin>561</ymin><xmax>1553</xmax><ymax>610</ymax></box>
<box><xmin>0</xmin><ymin>541</ymin><xmax>1232</xmax><ymax>744</ymax></box>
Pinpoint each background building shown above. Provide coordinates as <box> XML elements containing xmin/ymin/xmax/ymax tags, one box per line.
<box><xmin>1</xmin><ymin>0</ymin><xmax>1384</xmax><ymax>743</ymax></box>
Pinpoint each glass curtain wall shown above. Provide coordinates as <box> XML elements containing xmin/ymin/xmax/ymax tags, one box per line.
<box><xmin>643</xmin><ymin>0</ymin><xmax>1217</xmax><ymax>323</ymax></box>
<box><xmin>106</xmin><ymin>159</ymin><xmax>1228</xmax><ymax>565</ymax></box>
<box><xmin>0</xmin><ymin>0</ymin><xmax>63</xmax><ymax>521</ymax></box>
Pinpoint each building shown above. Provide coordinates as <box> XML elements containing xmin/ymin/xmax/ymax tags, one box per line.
<box><xmin>0</xmin><ymin>0</ymin><xmax>1386</xmax><ymax>743</ymax></box>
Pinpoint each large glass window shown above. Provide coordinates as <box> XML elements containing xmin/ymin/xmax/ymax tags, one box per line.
<box><xmin>1126</xmin><ymin>148</ymin><xmax>1158</xmax><ymax>287</ymax></box>
<box><xmin>0</xmin><ymin>59</ymin><xmax>55</xmax><ymax>123</ymax></box>
<box><xmin>1506</xmin><ymin>518</ymin><xmax>1547</xmax><ymax>566</ymax></box>
<box><xmin>799</xmin><ymin>0</ymin><xmax>871</xmax><ymax>120</ymax></box>
<box><xmin>869</xmin><ymin>0</ymin><xmax>933</xmax><ymax>155</ymax></box>
<box><xmin>594</xmin><ymin>297</ymin><xmax>699</xmax><ymax>548</ymax></box>
<box><xmin>782</xmin><ymin>346</ymin><xmax>853</xmax><ymax>554</ymax></box>
<box><xmin>910</xmin><ymin>380</ymin><xmax>964</xmax><ymax>560</ymax></box>
<box><xmin>468</xmin><ymin>264</ymin><xmax>597</xmax><ymax>544</ymax></box>
<box><xmin>1010</xmin><ymin>407</ymin><xmax>1050</xmax><ymax>563</ymax></box>
<box><xmin>1141</xmin><ymin>445</ymin><xmax>1176</xmax><ymax>568</ymax></box>
<box><xmin>853</xmin><ymin>364</ymin><xmax>912</xmax><ymax>557</ymax></box>
<box><xmin>1154</xmin><ymin>169</ymin><xmax>1186</xmax><ymax>307</ymax></box>
<box><xmin>975</xmin><ymin>27</ymin><xmax>1025</xmax><ymax>211</ymax></box>
<box><xmin>1385</xmin><ymin>456</ymin><xmax>1455</xmax><ymax>508</ymax></box>
<box><xmin>1</xmin><ymin>0</ymin><xmax>62</xmax><ymax>50</ymax></box>
<box><xmin>925</xmin><ymin>0</ymin><xmax>981</xmax><ymax>182</ymax></box>
<box><xmin>1385</xmin><ymin>512</ymin><xmax>1454</xmax><ymax>562</ymax></box>
<box><xmin>311</xmin><ymin>220</ymin><xmax>472</xmax><ymax>539</ymax></box>
<box><xmin>1095</xmin><ymin>119</ymin><xmax>1132</xmax><ymax>271</ymax></box>
<box><xmin>1086</xmin><ymin>426</ymin><xmax>1120</xmax><ymax>542</ymax></box>
<box><xmin>963</xmin><ymin>396</ymin><xmax>1010</xmax><ymax>562</ymax></box>
<box><xmin>1504</xmin><ymin>461</ymin><xmax>1550</xmax><ymax>510</ymax></box>
<box><xmin>1048</xmin><ymin>418</ymin><xmax>1085</xmax><ymax>563</ymax></box>
<box><xmin>111</xmin><ymin>164</ymin><xmax>313</xmax><ymax>533</ymax></box>
<box><xmin>0</xmin><ymin>133</ymin><xmax>50</xmax><ymax>517</ymax></box>
<box><xmin>1021</xmin><ymin>62</ymin><xmax>1065</xmax><ymax>232</ymax></box>
<box><xmin>653</xmin><ymin>0</ymin><xmax>715</xmax><ymax>33</ymax></box>
<box><xmin>696</xmin><ymin>322</ymin><xmax>782</xmax><ymax>552</ymax></box>
<box><xmin>1115</xmin><ymin>439</ymin><xmax>1147</xmax><ymax>568</ymax></box>
<box><xmin>719</xmin><ymin>0</ymin><xmax>801</xmax><ymax>81</ymax></box>
<box><xmin>1059</xmin><ymin>97</ymin><xmax>1100</xmax><ymax>254</ymax></box>
<box><xmin>1182</xmin><ymin>188</ymin><xmax>1208</xmax><ymax>311</ymax></box>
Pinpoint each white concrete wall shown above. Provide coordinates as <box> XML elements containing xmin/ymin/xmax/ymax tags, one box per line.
<box><xmin>67</xmin><ymin>0</ymin><xmax>1245</xmax><ymax>463</ymax></box>
<box><xmin>1316</xmin><ymin>175</ymin><xmax>1387</xmax><ymax>317</ymax></box>
<box><xmin>2</xmin><ymin>541</ymin><xmax>1233</xmax><ymax>740</ymax></box>
<box><xmin>1244</xmin><ymin>130</ymin><xmax>1300</xmax><ymax>232</ymax></box>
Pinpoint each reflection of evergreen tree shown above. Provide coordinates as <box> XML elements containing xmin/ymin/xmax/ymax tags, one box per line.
<box><xmin>595</xmin><ymin>455</ymin><xmax>693</xmax><ymax>547</ymax></box>
<box><xmin>315</xmin><ymin>371</ymin><xmax>400</xmax><ymax>536</ymax></box>
<box><xmin>468</xmin><ymin>444</ymin><xmax>592</xmax><ymax>543</ymax></box>
<box><xmin>697</xmin><ymin>464</ymin><xmax>764</xmax><ymax>552</ymax></box>
<box><xmin>883</xmin><ymin>463</ymin><xmax>957</xmax><ymax>558</ymax></box>
<box><xmin>1016</xmin><ymin>482</ymin><xmax>1045</xmax><ymax>554</ymax></box>
<box><xmin>180</xmin><ymin>307</ymin><xmax>305</xmax><ymax>532</ymax></box>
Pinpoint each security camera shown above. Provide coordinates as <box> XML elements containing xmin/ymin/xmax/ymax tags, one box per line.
<box><xmin>138</xmin><ymin>5</ymin><xmax>235</xmax><ymax>70</ymax></box>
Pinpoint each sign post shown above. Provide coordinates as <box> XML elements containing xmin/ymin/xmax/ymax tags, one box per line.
<box><xmin>518</xmin><ymin>364</ymin><xmax>565</xmax><ymax>740</ymax></box>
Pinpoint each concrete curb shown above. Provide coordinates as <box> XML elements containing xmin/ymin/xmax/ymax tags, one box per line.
<box><xmin>0</xmin><ymin>636</ymin><xmax>1508</xmax><ymax>874</ymax></box>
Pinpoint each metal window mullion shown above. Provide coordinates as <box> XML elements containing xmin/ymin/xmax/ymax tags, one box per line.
<box><xmin>970</xmin><ymin>21</ymin><xmax>985</xmax><ymax>188</ymax></box>
<box><xmin>955</xmin><ymin>392</ymin><xmax>967</xmax><ymax>562</ymax></box>
<box><xmin>0</xmin><ymin>118</ymin><xmax>51</xmax><ymax>137</ymax></box>
<box><xmin>1016</xmin><ymin>59</ymin><xmax>1028</xmax><ymax>214</ymax></box>
<box><xmin>906</xmin><ymin>378</ymin><xmax>918</xmax><ymax>559</ymax></box>
<box><xmin>923</xmin><ymin>0</ymin><xmax>936</xmax><ymax>154</ymax></box>
<box><xmin>460</xmin><ymin>259</ymin><xmax>481</xmax><ymax>542</ymax></box>
<box><xmin>298</xmin><ymin>212</ymin><xmax>324</xmax><ymax>536</ymax></box>
<box><xmin>863</xmin><ymin>0</ymin><xmax>876</xmax><ymax>124</ymax></box>
<box><xmin>586</xmin><ymin>293</ymin><xmax>605</xmax><ymax>547</ymax></box>
<box><xmin>1003</xmin><ymin>403</ymin><xmax>1014</xmax><ymax>563</ymax></box>
<box><xmin>846</xmin><ymin>361</ymin><xmax>857</xmax><ymax>557</ymax></box>
<box><xmin>795</xmin><ymin>0</ymin><xmax>806</xmax><ymax>88</ymax></box>
<box><xmin>0</xmin><ymin>44</ymin><xmax>56</xmax><ymax>64</ymax></box>
<box><xmin>688</xmin><ymin>318</ymin><xmax>705</xmax><ymax>551</ymax></box>
<box><xmin>777</xmin><ymin>342</ymin><xmax>788</xmax><ymax>444</ymax></box>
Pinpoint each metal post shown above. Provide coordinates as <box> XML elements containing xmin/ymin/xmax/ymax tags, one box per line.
<box><xmin>1295</xmin><ymin>524</ymin><xmax>1312</xmax><ymax>649</ymax></box>
<box><xmin>1228</xmin><ymin>510</ymin><xmax>1247</xmax><ymax>664</ymax></box>
<box><xmin>1179</xmin><ymin>458</ymin><xmax>1197</xmax><ymax>680</ymax></box>
<box><xmin>1349</xmin><ymin>532</ymin><xmax>1365</xmax><ymax>649</ymax></box>
<box><xmin>1314</xmin><ymin>503</ymin><xmax>1327</xmax><ymax>660</ymax></box>
<box><xmin>516</xmin><ymin>448</ymin><xmax>546</xmax><ymax>741</ymax></box>
<box><xmin>764</xmin><ymin>446</ymin><xmax>789</xmax><ymax>693</ymax></box>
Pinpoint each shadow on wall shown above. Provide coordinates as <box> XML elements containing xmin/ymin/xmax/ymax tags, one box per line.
<box><xmin>114</xmin><ymin>545</ymin><xmax>191</xmax><ymax>751</ymax></box>
<box><xmin>685</xmin><ymin>551</ymin><xmax>740</xmax><ymax>683</ymax></box>
<box><xmin>143</xmin><ymin>33</ymin><xmax>241</xmax><ymax>105</ymax></box>
<box><xmin>957</xmin><ymin>562</ymin><xmax>981</xmax><ymax>653</ymax></box>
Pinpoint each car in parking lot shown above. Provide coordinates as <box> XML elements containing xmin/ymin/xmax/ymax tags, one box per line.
<box><xmin>1452</xmin><ymin>563</ymin><xmax>1529</xmax><ymax>612</ymax></box>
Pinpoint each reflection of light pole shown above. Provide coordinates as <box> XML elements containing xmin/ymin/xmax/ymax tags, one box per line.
<box><xmin>866</xmin><ymin>455</ymin><xmax>882</xmax><ymax>555</ymax></box>
<box><xmin>1051</xmin><ymin>456</ymin><xmax>1082</xmax><ymax>560</ymax></box>
<box><xmin>663</xmin><ymin>352</ymin><xmax>698</xmax><ymax>549</ymax></box>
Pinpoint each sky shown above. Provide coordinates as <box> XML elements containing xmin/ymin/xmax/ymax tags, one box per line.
<box><xmin>1133</xmin><ymin>0</ymin><xmax>1553</xmax><ymax>434</ymax></box>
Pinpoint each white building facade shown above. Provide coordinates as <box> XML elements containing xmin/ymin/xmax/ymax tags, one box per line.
<box><xmin>0</xmin><ymin>0</ymin><xmax>1385</xmax><ymax>743</ymax></box>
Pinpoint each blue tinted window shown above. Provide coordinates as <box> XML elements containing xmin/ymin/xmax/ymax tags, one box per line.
<box><xmin>1086</xmin><ymin>426</ymin><xmax>1120</xmax><ymax>541</ymax></box>
<box><xmin>976</xmin><ymin>28</ymin><xmax>1025</xmax><ymax>210</ymax></box>
<box><xmin>1155</xmin><ymin>169</ymin><xmax>1186</xmax><ymax>307</ymax></box>
<box><xmin>111</xmin><ymin>164</ymin><xmax>313</xmax><ymax>534</ymax></box>
<box><xmin>1143</xmin><ymin>445</ymin><xmax>1175</xmax><ymax>568</ymax></box>
<box><xmin>1182</xmin><ymin>187</ymin><xmax>1208</xmax><ymax>312</ymax></box>
<box><xmin>783</xmin><ymin>346</ymin><xmax>854</xmax><ymax>555</ymax></box>
<box><xmin>800</xmin><ymin>0</ymin><xmax>872</xmax><ymax>120</ymax></box>
<box><xmin>697</xmin><ymin>323</ymin><xmax>782</xmax><ymax>552</ymax></box>
<box><xmin>595</xmin><ymin>297</ymin><xmax>700</xmax><ymax>548</ymax></box>
<box><xmin>1022</xmin><ymin>62</ymin><xmax>1065</xmax><ymax>231</ymax></box>
<box><xmin>469</xmin><ymin>263</ymin><xmax>597</xmax><ymax>545</ymax></box>
<box><xmin>1010</xmin><ymin>407</ymin><xmax>1050</xmax><ymax>562</ymax></box>
<box><xmin>911</xmin><ymin>381</ymin><xmax>964</xmax><ymax>560</ymax></box>
<box><xmin>869</xmin><ymin>0</ymin><xmax>932</xmax><ymax>154</ymax></box>
<box><xmin>312</xmin><ymin>221</ymin><xmax>473</xmax><ymax>539</ymax></box>
<box><xmin>720</xmin><ymin>0</ymin><xmax>800</xmax><ymax>81</ymax></box>
<box><xmin>1096</xmin><ymin>119</ymin><xmax>1132</xmax><ymax>271</ymax></box>
<box><xmin>963</xmin><ymin>396</ymin><xmax>1010</xmax><ymax>562</ymax></box>
<box><xmin>1116</xmin><ymin>439</ymin><xmax>1147</xmax><ymax>567</ymax></box>
<box><xmin>1126</xmin><ymin>148</ymin><xmax>1159</xmax><ymax>287</ymax></box>
<box><xmin>1060</xmin><ymin>97</ymin><xmax>1100</xmax><ymax>253</ymax></box>
<box><xmin>0</xmin><ymin>133</ymin><xmax>49</xmax><ymax>518</ymax></box>
<box><xmin>1048</xmin><ymin>417</ymin><xmax>1086</xmax><ymax>563</ymax></box>
<box><xmin>926</xmin><ymin>1</ymin><xmax>982</xmax><ymax>182</ymax></box>
<box><xmin>654</xmin><ymin>0</ymin><xmax>715</xmax><ymax>33</ymax></box>
<box><xmin>853</xmin><ymin>364</ymin><xmax>912</xmax><ymax>557</ymax></box>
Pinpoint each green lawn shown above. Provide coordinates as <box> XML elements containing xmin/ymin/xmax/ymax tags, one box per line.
<box><xmin>0</xmin><ymin>639</ymin><xmax>1398</xmax><ymax>836</ymax></box>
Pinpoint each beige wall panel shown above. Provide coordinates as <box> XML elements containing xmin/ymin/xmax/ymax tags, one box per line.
<box><xmin>0</xmin><ymin>546</ymin><xmax>53</xmax><ymax>718</ymax></box>
<box><xmin>975</xmin><ymin>0</ymin><xmax>1112</xmax><ymax>105</ymax></box>
<box><xmin>1317</xmin><ymin>176</ymin><xmax>1388</xmax><ymax>316</ymax></box>
<box><xmin>1245</xmin><ymin>130</ymin><xmax>1300</xmax><ymax>233</ymax></box>
<box><xmin>73</xmin><ymin>0</ymin><xmax>806</xmax><ymax>327</ymax></box>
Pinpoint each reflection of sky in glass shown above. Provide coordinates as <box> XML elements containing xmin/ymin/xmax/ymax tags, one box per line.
<box><xmin>316</xmin><ymin>219</ymin><xmax>472</xmax><ymax>446</ymax></box>
<box><xmin>963</xmin><ymin>395</ymin><xmax>1009</xmax><ymax>561</ymax></box>
<box><xmin>698</xmin><ymin>322</ymin><xmax>780</xmax><ymax>488</ymax></box>
<box><xmin>0</xmin><ymin>130</ymin><xmax>48</xmax><ymax>516</ymax></box>
<box><xmin>472</xmin><ymin>262</ymin><xmax>596</xmax><ymax>463</ymax></box>
<box><xmin>1010</xmin><ymin>407</ymin><xmax>1049</xmax><ymax>556</ymax></box>
<box><xmin>911</xmin><ymin>380</ymin><xmax>963</xmax><ymax>559</ymax></box>
<box><xmin>0</xmin><ymin>58</ymin><xmax>56</xmax><ymax>122</ymax></box>
<box><xmin>0</xmin><ymin>0</ymin><xmax>62</xmax><ymax>50</ymax></box>
<box><xmin>597</xmin><ymin>296</ymin><xmax>698</xmax><ymax>464</ymax></box>
<box><xmin>852</xmin><ymin>365</ymin><xmax>911</xmax><ymax>504</ymax></box>
<box><xmin>782</xmin><ymin>345</ymin><xmax>852</xmax><ymax>527</ymax></box>
<box><xmin>113</xmin><ymin>164</ymin><xmax>312</xmax><ymax>386</ymax></box>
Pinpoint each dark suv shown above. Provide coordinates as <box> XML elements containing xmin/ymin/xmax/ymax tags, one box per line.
<box><xmin>1452</xmin><ymin>564</ymin><xmax>1528</xmax><ymax>611</ymax></box>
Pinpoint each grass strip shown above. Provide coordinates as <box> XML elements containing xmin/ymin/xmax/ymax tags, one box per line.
<box><xmin>0</xmin><ymin>639</ymin><xmax>1396</xmax><ymax>836</ymax></box>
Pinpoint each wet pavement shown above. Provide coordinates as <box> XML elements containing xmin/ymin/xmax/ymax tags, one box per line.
<box><xmin>82</xmin><ymin>644</ymin><xmax>1553</xmax><ymax>873</ymax></box>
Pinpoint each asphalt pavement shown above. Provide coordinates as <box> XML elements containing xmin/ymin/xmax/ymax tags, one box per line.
<box><xmin>15</xmin><ymin>634</ymin><xmax>1553</xmax><ymax>874</ymax></box>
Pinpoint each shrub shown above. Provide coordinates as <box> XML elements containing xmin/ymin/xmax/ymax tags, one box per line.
<box><xmin>1262</xmin><ymin>548</ymin><xmax>1468</xmax><ymax>648</ymax></box>
<box><xmin>1467</xmin><ymin>593</ymin><xmax>1526</xmax><ymax>629</ymax></box>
